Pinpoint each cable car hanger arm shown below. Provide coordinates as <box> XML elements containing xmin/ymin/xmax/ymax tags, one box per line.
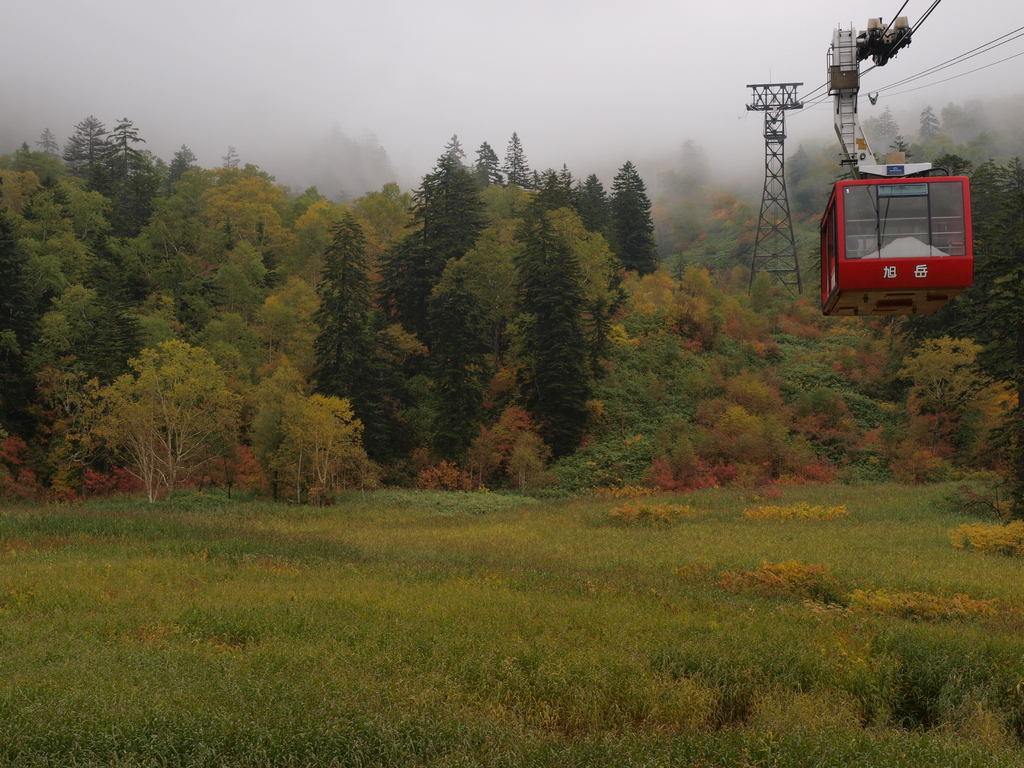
<box><xmin>830</xmin><ymin>16</ymin><xmax>931</xmax><ymax>179</ymax></box>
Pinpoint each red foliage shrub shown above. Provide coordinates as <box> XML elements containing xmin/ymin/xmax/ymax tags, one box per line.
<box><xmin>195</xmin><ymin>445</ymin><xmax>262</xmax><ymax>495</ymax></box>
<box><xmin>646</xmin><ymin>455</ymin><xmax>736</xmax><ymax>492</ymax></box>
<box><xmin>82</xmin><ymin>466</ymin><xmax>145</xmax><ymax>498</ymax></box>
<box><xmin>467</xmin><ymin>408</ymin><xmax>544</xmax><ymax>487</ymax></box>
<box><xmin>0</xmin><ymin>436</ymin><xmax>43</xmax><ymax>501</ymax></box>
<box><xmin>416</xmin><ymin>460</ymin><xmax>474</xmax><ymax>491</ymax></box>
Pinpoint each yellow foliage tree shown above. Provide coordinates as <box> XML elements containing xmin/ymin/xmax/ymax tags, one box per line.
<box><xmin>900</xmin><ymin>336</ymin><xmax>1005</xmax><ymax>452</ymax></box>
<box><xmin>277</xmin><ymin>393</ymin><xmax>371</xmax><ymax>504</ymax></box>
<box><xmin>96</xmin><ymin>341</ymin><xmax>238</xmax><ymax>501</ymax></box>
<box><xmin>256</xmin><ymin>277</ymin><xmax>319</xmax><ymax>377</ymax></box>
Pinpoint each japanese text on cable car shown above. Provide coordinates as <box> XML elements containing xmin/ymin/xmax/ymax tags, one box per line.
<box><xmin>882</xmin><ymin>265</ymin><xmax>929</xmax><ymax>279</ymax></box>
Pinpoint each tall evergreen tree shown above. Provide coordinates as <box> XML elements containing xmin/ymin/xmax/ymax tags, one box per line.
<box><xmin>311</xmin><ymin>211</ymin><xmax>410</xmax><ymax>459</ymax></box>
<box><xmin>107</xmin><ymin>118</ymin><xmax>145</xmax><ymax>183</ymax></box>
<box><xmin>428</xmin><ymin>259</ymin><xmax>489</xmax><ymax>458</ymax></box>
<box><xmin>504</xmin><ymin>132</ymin><xmax>532</xmax><ymax>188</ymax></box>
<box><xmin>954</xmin><ymin>157</ymin><xmax>1024</xmax><ymax>513</ymax></box>
<box><xmin>534</xmin><ymin>169</ymin><xmax>572</xmax><ymax>211</ymax></box>
<box><xmin>380</xmin><ymin>149</ymin><xmax>486</xmax><ymax>345</ymax></box>
<box><xmin>63</xmin><ymin>116</ymin><xmax>110</xmax><ymax>177</ymax></box>
<box><xmin>890</xmin><ymin>135</ymin><xmax>912</xmax><ymax>158</ymax></box>
<box><xmin>105</xmin><ymin>118</ymin><xmax>160</xmax><ymax>237</ymax></box>
<box><xmin>0</xmin><ymin>210</ymin><xmax>38</xmax><ymax>433</ymax></box>
<box><xmin>473</xmin><ymin>141</ymin><xmax>504</xmax><ymax>187</ymax></box>
<box><xmin>36</xmin><ymin>128</ymin><xmax>60</xmax><ymax>157</ymax></box>
<box><xmin>931</xmin><ymin>153</ymin><xmax>973</xmax><ymax>177</ymax></box>
<box><xmin>573</xmin><ymin>174</ymin><xmax>611</xmax><ymax>233</ymax></box>
<box><xmin>515</xmin><ymin>207</ymin><xmax>590</xmax><ymax>457</ymax></box>
<box><xmin>558</xmin><ymin>164</ymin><xmax>574</xmax><ymax>192</ymax></box>
<box><xmin>919</xmin><ymin>105</ymin><xmax>940</xmax><ymax>142</ymax></box>
<box><xmin>864</xmin><ymin>107</ymin><xmax>899</xmax><ymax>156</ymax></box>
<box><xmin>610</xmin><ymin>161</ymin><xmax>658</xmax><ymax>275</ymax></box>
<box><xmin>222</xmin><ymin>146</ymin><xmax>240</xmax><ymax>168</ymax></box>
<box><xmin>313</xmin><ymin>211</ymin><xmax>375</xmax><ymax>405</ymax></box>
<box><xmin>444</xmin><ymin>134</ymin><xmax>466</xmax><ymax>166</ymax></box>
<box><xmin>168</xmin><ymin>145</ymin><xmax>198</xmax><ymax>188</ymax></box>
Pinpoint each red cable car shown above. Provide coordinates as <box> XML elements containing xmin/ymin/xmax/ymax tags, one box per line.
<box><xmin>821</xmin><ymin>176</ymin><xmax>973</xmax><ymax>316</ymax></box>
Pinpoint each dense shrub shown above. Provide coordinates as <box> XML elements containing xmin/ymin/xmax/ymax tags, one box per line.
<box><xmin>416</xmin><ymin>460</ymin><xmax>474</xmax><ymax>491</ymax></box>
<box><xmin>951</xmin><ymin>521</ymin><xmax>1024</xmax><ymax>556</ymax></box>
<box><xmin>744</xmin><ymin>502</ymin><xmax>849</xmax><ymax>520</ymax></box>
<box><xmin>607</xmin><ymin>502</ymin><xmax>705</xmax><ymax>524</ymax></box>
<box><xmin>849</xmin><ymin>589</ymin><xmax>997</xmax><ymax>622</ymax></box>
<box><xmin>718</xmin><ymin>560</ymin><xmax>845</xmax><ymax>604</ymax></box>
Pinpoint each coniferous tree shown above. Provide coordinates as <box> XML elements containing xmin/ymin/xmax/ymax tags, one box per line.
<box><xmin>504</xmin><ymin>132</ymin><xmax>532</xmax><ymax>188</ymax></box>
<box><xmin>444</xmin><ymin>135</ymin><xmax>466</xmax><ymax>166</ymax></box>
<box><xmin>558</xmin><ymin>164</ymin><xmax>574</xmax><ymax>192</ymax></box>
<box><xmin>168</xmin><ymin>145</ymin><xmax>198</xmax><ymax>188</ymax></box>
<box><xmin>534</xmin><ymin>169</ymin><xmax>572</xmax><ymax>211</ymax></box>
<box><xmin>933</xmin><ymin>153</ymin><xmax>974</xmax><ymax>176</ymax></box>
<box><xmin>864</xmin><ymin>107</ymin><xmax>899</xmax><ymax>156</ymax></box>
<box><xmin>610</xmin><ymin>161</ymin><xmax>658</xmax><ymax>275</ymax></box>
<box><xmin>63</xmin><ymin>116</ymin><xmax>110</xmax><ymax>177</ymax></box>
<box><xmin>953</xmin><ymin>158</ymin><xmax>1024</xmax><ymax>513</ymax></box>
<box><xmin>313</xmin><ymin>211</ymin><xmax>375</xmax><ymax>408</ymax></box>
<box><xmin>381</xmin><ymin>149</ymin><xmax>486</xmax><ymax>345</ymax></box>
<box><xmin>36</xmin><ymin>128</ymin><xmax>60</xmax><ymax>157</ymax></box>
<box><xmin>105</xmin><ymin>118</ymin><xmax>160</xmax><ymax>237</ymax></box>
<box><xmin>890</xmin><ymin>135</ymin><xmax>912</xmax><ymax>158</ymax></box>
<box><xmin>429</xmin><ymin>259</ymin><xmax>489</xmax><ymax>458</ymax></box>
<box><xmin>515</xmin><ymin>206</ymin><xmax>590</xmax><ymax>457</ymax></box>
<box><xmin>107</xmin><ymin>119</ymin><xmax>144</xmax><ymax>183</ymax></box>
<box><xmin>919</xmin><ymin>105</ymin><xmax>940</xmax><ymax>142</ymax></box>
<box><xmin>314</xmin><ymin>213</ymin><xmax>415</xmax><ymax>462</ymax></box>
<box><xmin>473</xmin><ymin>141</ymin><xmax>504</xmax><ymax>187</ymax></box>
<box><xmin>0</xmin><ymin>210</ymin><xmax>37</xmax><ymax>433</ymax></box>
<box><xmin>222</xmin><ymin>146</ymin><xmax>240</xmax><ymax>168</ymax></box>
<box><xmin>573</xmin><ymin>174</ymin><xmax>611</xmax><ymax>233</ymax></box>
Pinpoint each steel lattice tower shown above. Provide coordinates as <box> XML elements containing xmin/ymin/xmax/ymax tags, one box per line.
<box><xmin>747</xmin><ymin>83</ymin><xmax>803</xmax><ymax>292</ymax></box>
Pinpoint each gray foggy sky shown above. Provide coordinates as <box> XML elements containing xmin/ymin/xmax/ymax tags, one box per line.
<box><xmin>3</xmin><ymin>0</ymin><xmax>1022</xmax><ymax>192</ymax></box>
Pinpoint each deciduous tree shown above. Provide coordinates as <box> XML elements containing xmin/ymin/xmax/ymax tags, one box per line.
<box><xmin>96</xmin><ymin>340</ymin><xmax>238</xmax><ymax>501</ymax></box>
<box><xmin>277</xmin><ymin>393</ymin><xmax>370</xmax><ymax>504</ymax></box>
<box><xmin>900</xmin><ymin>337</ymin><xmax>990</xmax><ymax>452</ymax></box>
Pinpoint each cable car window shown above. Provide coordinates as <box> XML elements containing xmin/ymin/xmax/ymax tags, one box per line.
<box><xmin>878</xmin><ymin>184</ymin><xmax>928</xmax><ymax>197</ymax></box>
<box><xmin>876</xmin><ymin>190</ymin><xmax>930</xmax><ymax>257</ymax></box>
<box><xmin>928</xmin><ymin>181</ymin><xmax>967</xmax><ymax>256</ymax></box>
<box><xmin>828</xmin><ymin>204</ymin><xmax>838</xmax><ymax>293</ymax></box>
<box><xmin>842</xmin><ymin>181</ymin><xmax>965</xmax><ymax>260</ymax></box>
<box><xmin>843</xmin><ymin>186</ymin><xmax>877</xmax><ymax>259</ymax></box>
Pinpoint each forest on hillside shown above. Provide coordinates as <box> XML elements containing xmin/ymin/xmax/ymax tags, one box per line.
<box><xmin>0</xmin><ymin>107</ymin><xmax>1022</xmax><ymax>512</ymax></box>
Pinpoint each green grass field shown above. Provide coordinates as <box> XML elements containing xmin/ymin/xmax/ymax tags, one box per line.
<box><xmin>2</xmin><ymin>483</ymin><xmax>1024</xmax><ymax>766</ymax></box>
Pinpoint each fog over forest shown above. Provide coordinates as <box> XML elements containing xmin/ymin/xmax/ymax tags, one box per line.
<box><xmin>3</xmin><ymin>0</ymin><xmax>1023</xmax><ymax>199</ymax></box>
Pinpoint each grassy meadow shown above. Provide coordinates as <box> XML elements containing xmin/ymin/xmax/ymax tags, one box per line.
<box><xmin>2</xmin><ymin>483</ymin><xmax>1024</xmax><ymax>766</ymax></box>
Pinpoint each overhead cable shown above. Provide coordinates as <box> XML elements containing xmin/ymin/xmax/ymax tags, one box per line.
<box><xmin>872</xmin><ymin>25</ymin><xmax>1024</xmax><ymax>94</ymax></box>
